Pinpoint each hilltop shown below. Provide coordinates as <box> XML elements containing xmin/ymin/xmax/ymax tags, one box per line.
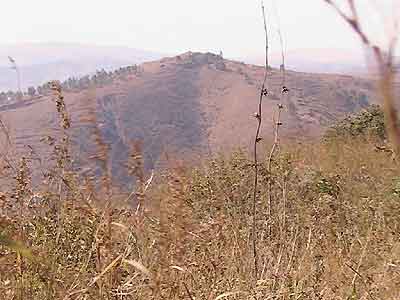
<box><xmin>0</xmin><ymin>52</ymin><xmax>379</xmax><ymax>182</ymax></box>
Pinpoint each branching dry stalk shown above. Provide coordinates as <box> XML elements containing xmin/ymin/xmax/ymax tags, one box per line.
<box><xmin>252</xmin><ymin>0</ymin><xmax>270</xmax><ymax>278</ymax></box>
<box><xmin>324</xmin><ymin>0</ymin><xmax>400</xmax><ymax>155</ymax></box>
<box><xmin>267</xmin><ymin>0</ymin><xmax>287</xmax><ymax>236</ymax></box>
<box><xmin>126</xmin><ymin>141</ymin><xmax>152</xmax><ymax>215</ymax></box>
<box><xmin>49</xmin><ymin>81</ymin><xmax>73</xmax><ymax>211</ymax></box>
<box><xmin>82</xmin><ymin>89</ymin><xmax>112</xmax><ymax>198</ymax></box>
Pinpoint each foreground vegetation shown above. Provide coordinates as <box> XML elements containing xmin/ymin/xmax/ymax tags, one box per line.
<box><xmin>0</xmin><ymin>99</ymin><xmax>399</xmax><ymax>299</ymax></box>
<box><xmin>0</xmin><ymin>1</ymin><xmax>398</xmax><ymax>298</ymax></box>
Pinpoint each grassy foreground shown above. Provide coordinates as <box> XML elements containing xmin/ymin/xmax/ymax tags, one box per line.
<box><xmin>1</xmin><ymin>133</ymin><xmax>399</xmax><ymax>299</ymax></box>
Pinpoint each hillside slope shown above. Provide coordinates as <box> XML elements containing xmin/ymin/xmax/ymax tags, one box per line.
<box><xmin>0</xmin><ymin>52</ymin><xmax>379</xmax><ymax>182</ymax></box>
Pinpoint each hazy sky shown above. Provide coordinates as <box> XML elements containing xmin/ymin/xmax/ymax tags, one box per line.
<box><xmin>1</xmin><ymin>0</ymin><xmax>398</xmax><ymax>58</ymax></box>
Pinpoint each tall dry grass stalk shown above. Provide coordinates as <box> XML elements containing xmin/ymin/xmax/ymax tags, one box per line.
<box><xmin>324</xmin><ymin>0</ymin><xmax>400</xmax><ymax>156</ymax></box>
<box><xmin>0</xmin><ymin>118</ymin><xmax>16</xmax><ymax>176</ymax></box>
<box><xmin>267</xmin><ymin>4</ymin><xmax>288</xmax><ymax>233</ymax></box>
<box><xmin>8</xmin><ymin>56</ymin><xmax>22</xmax><ymax>97</ymax></box>
<box><xmin>252</xmin><ymin>0</ymin><xmax>270</xmax><ymax>277</ymax></box>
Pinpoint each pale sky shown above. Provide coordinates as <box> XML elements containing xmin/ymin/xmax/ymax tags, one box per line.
<box><xmin>1</xmin><ymin>0</ymin><xmax>398</xmax><ymax>58</ymax></box>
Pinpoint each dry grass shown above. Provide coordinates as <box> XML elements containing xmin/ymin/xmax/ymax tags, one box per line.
<box><xmin>0</xmin><ymin>2</ymin><xmax>399</xmax><ymax>296</ymax></box>
<box><xmin>0</xmin><ymin>102</ymin><xmax>399</xmax><ymax>299</ymax></box>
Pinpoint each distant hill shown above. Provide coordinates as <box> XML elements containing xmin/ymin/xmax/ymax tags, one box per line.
<box><xmin>0</xmin><ymin>43</ymin><xmax>165</xmax><ymax>91</ymax></box>
<box><xmin>0</xmin><ymin>52</ymin><xmax>379</xmax><ymax>184</ymax></box>
<box><xmin>245</xmin><ymin>48</ymin><xmax>368</xmax><ymax>75</ymax></box>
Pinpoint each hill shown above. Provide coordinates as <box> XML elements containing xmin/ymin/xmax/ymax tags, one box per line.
<box><xmin>0</xmin><ymin>52</ymin><xmax>379</xmax><ymax>183</ymax></box>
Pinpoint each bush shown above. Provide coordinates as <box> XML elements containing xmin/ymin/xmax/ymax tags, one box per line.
<box><xmin>324</xmin><ymin>104</ymin><xmax>386</xmax><ymax>141</ymax></box>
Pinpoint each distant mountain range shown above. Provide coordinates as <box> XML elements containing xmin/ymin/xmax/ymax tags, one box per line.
<box><xmin>245</xmin><ymin>48</ymin><xmax>368</xmax><ymax>75</ymax></box>
<box><xmin>0</xmin><ymin>43</ymin><xmax>165</xmax><ymax>91</ymax></box>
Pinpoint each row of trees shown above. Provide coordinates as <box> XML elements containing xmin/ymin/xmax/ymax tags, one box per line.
<box><xmin>0</xmin><ymin>64</ymin><xmax>142</xmax><ymax>104</ymax></box>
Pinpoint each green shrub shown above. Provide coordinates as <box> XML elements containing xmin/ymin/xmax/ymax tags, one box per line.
<box><xmin>324</xmin><ymin>104</ymin><xmax>386</xmax><ymax>141</ymax></box>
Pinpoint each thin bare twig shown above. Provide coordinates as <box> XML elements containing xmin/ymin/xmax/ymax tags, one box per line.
<box><xmin>0</xmin><ymin>118</ymin><xmax>14</xmax><ymax>170</ymax></box>
<box><xmin>345</xmin><ymin>263</ymin><xmax>377</xmax><ymax>300</ymax></box>
<box><xmin>262</xmin><ymin>2</ymin><xmax>270</xmax><ymax>69</ymax></box>
<box><xmin>252</xmin><ymin>0</ymin><xmax>270</xmax><ymax>277</ymax></box>
<box><xmin>183</xmin><ymin>282</ymin><xmax>195</xmax><ymax>300</ymax></box>
<box><xmin>8</xmin><ymin>56</ymin><xmax>22</xmax><ymax>96</ymax></box>
<box><xmin>323</xmin><ymin>0</ymin><xmax>400</xmax><ymax>155</ymax></box>
<box><xmin>267</xmin><ymin>104</ymin><xmax>283</xmax><ymax>226</ymax></box>
<box><xmin>267</xmin><ymin>0</ymin><xmax>287</xmax><ymax>235</ymax></box>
